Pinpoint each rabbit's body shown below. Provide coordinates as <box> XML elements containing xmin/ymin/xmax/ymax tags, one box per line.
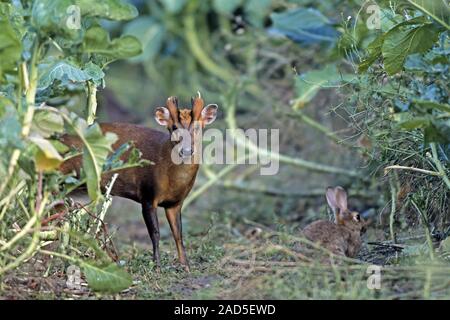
<box><xmin>303</xmin><ymin>220</ymin><xmax>362</xmax><ymax>258</ymax></box>
<box><xmin>301</xmin><ymin>186</ymin><xmax>366</xmax><ymax>258</ymax></box>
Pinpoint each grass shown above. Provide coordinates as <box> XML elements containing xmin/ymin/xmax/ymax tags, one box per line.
<box><xmin>2</xmin><ymin>206</ymin><xmax>450</xmax><ymax>299</ymax></box>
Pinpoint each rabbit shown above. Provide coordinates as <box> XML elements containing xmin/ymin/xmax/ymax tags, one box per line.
<box><xmin>302</xmin><ymin>186</ymin><xmax>366</xmax><ymax>258</ymax></box>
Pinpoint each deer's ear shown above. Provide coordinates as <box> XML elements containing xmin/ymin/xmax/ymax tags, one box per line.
<box><xmin>201</xmin><ymin>104</ymin><xmax>218</xmax><ymax>125</ymax></box>
<box><xmin>155</xmin><ymin>107</ymin><xmax>171</xmax><ymax>126</ymax></box>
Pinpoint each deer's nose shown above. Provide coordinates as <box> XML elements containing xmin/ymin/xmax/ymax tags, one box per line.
<box><xmin>179</xmin><ymin>147</ymin><xmax>193</xmax><ymax>157</ymax></box>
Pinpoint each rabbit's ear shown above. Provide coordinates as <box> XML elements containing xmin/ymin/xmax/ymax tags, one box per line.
<box><xmin>326</xmin><ymin>187</ymin><xmax>339</xmax><ymax>213</ymax></box>
<box><xmin>334</xmin><ymin>186</ymin><xmax>348</xmax><ymax>212</ymax></box>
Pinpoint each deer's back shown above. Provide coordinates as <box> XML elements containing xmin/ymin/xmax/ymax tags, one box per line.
<box><xmin>60</xmin><ymin>123</ymin><xmax>170</xmax><ymax>202</ymax></box>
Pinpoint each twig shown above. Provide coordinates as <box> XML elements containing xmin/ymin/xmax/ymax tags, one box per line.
<box><xmin>388</xmin><ymin>175</ymin><xmax>397</xmax><ymax>243</ymax></box>
<box><xmin>384</xmin><ymin>165</ymin><xmax>442</xmax><ymax>176</ymax></box>
<box><xmin>95</xmin><ymin>173</ymin><xmax>118</xmax><ymax>235</ymax></box>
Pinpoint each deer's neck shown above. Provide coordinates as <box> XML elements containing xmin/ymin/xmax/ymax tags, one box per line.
<box><xmin>162</xmin><ymin>140</ymin><xmax>200</xmax><ymax>181</ymax></box>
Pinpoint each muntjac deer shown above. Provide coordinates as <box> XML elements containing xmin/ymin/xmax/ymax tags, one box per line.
<box><xmin>60</xmin><ymin>93</ymin><xmax>218</xmax><ymax>271</ymax></box>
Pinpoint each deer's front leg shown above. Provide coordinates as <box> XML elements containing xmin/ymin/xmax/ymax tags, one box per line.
<box><xmin>165</xmin><ymin>203</ymin><xmax>189</xmax><ymax>272</ymax></box>
<box><xmin>142</xmin><ymin>201</ymin><xmax>161</xmax><ymax>269</ymax></box>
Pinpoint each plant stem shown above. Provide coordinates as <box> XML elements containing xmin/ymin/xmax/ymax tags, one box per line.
<box><xmin>429</xmin><ymin>143</ymin><xmax>450</xmax><ymax>190</ymax></box>
<box><xmin>0</xmin><ymin>41</ymin><xmax>39</xmax><ymax>197</ymax></box>
<box><xmin>183</xmin><ymin>1</ymin><xmax>235</xmax><ymax>83</ymax></box>
<box><xmin>86</xmin><ymin>81</ymin><xmax>97</xmax><ymax>125</ymax></box>
<box><xmin>225</xmin><ymin>86</ymin><xmax>361</xmax><ymax>177</ymax></box>
<box><xmin>411</xmin><ymin>199</ymin><xmax>435</xmax><ymax>260</ymax></box>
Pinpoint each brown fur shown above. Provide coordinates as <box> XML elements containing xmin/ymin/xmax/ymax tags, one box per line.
<box><xmin>301</xmin><ymin>187</ymin><xmax>365</xmax><ymax>258</ymax></box>
<box><xmin>60</xmin><ymin>94</ymin><xmax>218</xmax><ymax>271</ymax></box>
<box><xmin>60</xmin><ymin>123</ymin><xmax>199</xmax><ymax>206</ymax></box>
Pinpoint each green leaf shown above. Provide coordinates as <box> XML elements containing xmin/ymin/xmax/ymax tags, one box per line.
<box><xmin>76</xmin><ymin>0</ymin><xmax>138</xmax><ymax>21</ymax></box>
<box><xmin>83</xmin><ymin>262</ymin><xmax>132</xmax><ymax>293</ymax></box>
<box><xmin>382</xmin><ymin>23</ymin><xmax>440</xmax><ymax>74</ymax></box>
<box><xmin>38</xmin><ymin>60</ymin><xmax>105</xmax><ymax>90</ymax></box>
<box><xmin>32</xmin><ymin>110</ymin><xmax>64</xmax><ymax>138</ymax></box>
<box><xmin>413</xmin><ymin>100</ymin><xmax>450</xmax><ymax>113</ymax></box>
<box><xmin>29</xmin><ymin>135</ymin><xmax>64</xmax><ymax>172</ymax></box>
<box><xmin>358</xmin><ymin>34</ymin><xmax>385</xmax><ymax>72</ymax></box>
<box><xmin>38</xmin><ymin>60</ymin><xmax>90</xmax><ymax>90</ymax></box>
<box><xmin>0</xmin><ymin>105</ymin><xmax>22</xmax><ymax>150</ymax></box>
<box><xmin>244</xmin><ymin>0</ymin><xmax>272</xmax><ymax>27</ymax></box>
<box><xmin>270</xmin><ymin>7</ymin><xmax>338</xmax><ymax>43</ymax></box>
<box><xmin>295</xmin><ymin>64</ymin><xmax>355</xmax><ymax>109</ymax></box>
<box><xmin>424</xmin><ymin>120</ymin><xmax>450</xmax><ymax>144</ymax></box>
<box><xmin>405</xmin><ymin>0</ymin><xmax>450</xmax><ymax>30</ymax></box>
<box><xmin>31</xmin><ymin>0</ymin><xmax>82</xmax><ymax>40</ymax></box>
<box><xmin>397</xmin><ymin>116</ymin><xmax>430</xmax><ymax>130</ymax></box>
<box><xmin>81</xmin><ymin>122</ymin><xmax>117</xmax><ymax>200</ymax></box>
<box><xmin>0</xmin><ymin>10</ymin><xmax>22</xmax><ymax>80</ymax></box>
<box><xmin>379</xmin><ymin>8</ymin><xmax>404</xmax><ymax>32</ymax></box>
<box><xmin>160</xmin><ymin>0</ymin><xmax>186</xmax><ymax>14</ymax></box>
<box><xmin>49</xmin><ymin>139</ymin><xmax>70</xmax><ymax>153</ymax></box>
<box><xmin>83</xmin><ymin>26</ymin><xmax>142</xmax><ymax>60</ymax></box>
<box><xmin>123</xmin><ymin>17</ymin><xmax>165</xmax><ymax>62</ymax></box>
<box><xmin>83</xmin><ymin>62</ymin><xmax>105</xmax><ymax>81</ymax></box>
<box><xmin>213</xmin><ymin>0</ymin><xmax>242</xmax><ymax>15</ymax></box>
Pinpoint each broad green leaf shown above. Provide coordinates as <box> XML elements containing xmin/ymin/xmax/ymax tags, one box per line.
<box><xmin>104</xmin><ymin>142</ymin><xmax>152</xmax><ymax>172</ymax></box>
<box><xmin>83</xmin><ymin>62</ymin><xmax>105</xmax><ymax>82</ymax></box>
<box><xmin>213</xmin><ymin>0</ymin><xmax>242</xmax><ymax>15</ymax></box>
<box><xmin>38</xmin><ymin>60</ymin><xmax>90</xmax><ymax>90</ymax></box>
<box><xmin>76</xmin><ymin>0</ymin><xmax>138</xmax><ymax>21</ymax></box>
<box><xmin>0</xmin><ymin>10</ymin><xmax>22</xmax><ymax>81</ymax></box>
<box><xmin>413</xmin><ymin>100</ymin><xmax>450</xmax><ymax>113</ymax></box>
<box><xmin>405</xmin><ymin>0</ymin><xmax>450</xmax><ymax>30</ymax></box>
<box><xmin>31</xmin><ymin>0</ymin><xmax>82</xmax><ymax>40</ymax></box>
<box><xmin>244</xmin><ymin>0</ymin><xmax>272</xmax><ymax>27</ymax></box>
<box><xmin>425</xmin><ymin>119</ymin><xmax>450</xmax><ymax>144</ymax></box>
<box><xmin>30</xmin><ymin>135</ymin><xmax>63</xmax><ymax>172</ymax></box>
<box><xmin>160</xmin><ymin>0</ymin><xmax>186</xmax><ymax>14</ymax></box>
<box><xmin>0</xmin><ymin>105</ymin><xmax>22</xmax><ymax>150</ymax></box>
<box><xmin>83</xmin><ymin>262</ymin><xmax>132</xmax><ymax>293</ymax></box>
<box><xmin>295</xmin><ymin>64</ymin><xmax>355</xmax><ymax>109</ymax></box>
<box><xmin>379</xmin><ymin>8</ymin><xmax>404</xmax><ymax>32</ymax></box>
<box><xmin>49</xmin><ymin>139</ymin><xmax>70</xmax><ymax>153</ymax></box>
<box><xmin>358</xmin><ymin>34</ymin><xmax>385</xmax><ymax>72</ymax></box>
<box><xmin>270</xmin><ymin>8</ymin><xmax>338</xmax><ymax>43</ymax></box>
<box><xmin>38</xmin><ymin>60</ymin><xmax>105</xmax><ymax>90</ymax></box>
<box><xmin>382</xmin><ymin>23</ymin><xmax>440</xmax><ymax>74</ymax></box>
<box><xmin>32</xmin><ymin>110</ymin><xmax>64</xmax><ymax>138</ymax></box>
<box><xmin>359</xmin><ymin>16</ymin><xmax>430</xmax><ymax>72</ymax></box>
<box><xmin>83</xmin><ymin>26</ymin><xmax>142</xmax><ymax>60</ymax></box>
<box><xmin>0</xmin><ymin>96</ymin><xmax>14</xmax><ymax>118</ymax></box>
<box><xmin>0</xmin><ymin>2</ymin><xmax>25</xmax><ymax>36</ymax></box>
<box><xmin>81</xmin><ymin>122</ymin><xmax>117</xmax><ymax>200</ymax></box>
<box><xmin>397</xmin><ymin>116</ymin><xmax>430</xmax><ymax>130</ymax></box>
<box><xmin>123</xmin><ymin>17</ymin><xmax>165</xmax><ymax>62</ymax></box>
